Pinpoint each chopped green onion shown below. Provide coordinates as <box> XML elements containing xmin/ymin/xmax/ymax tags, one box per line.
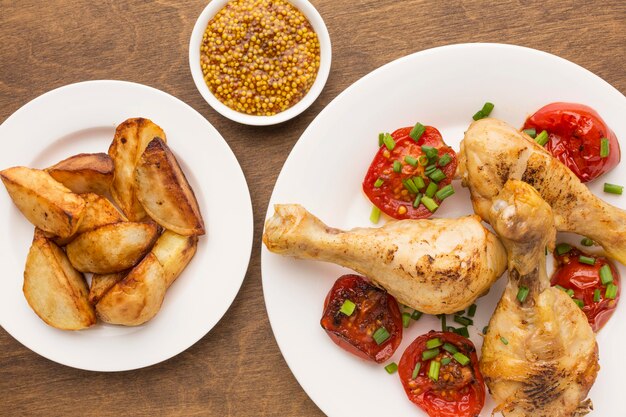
<box><xmin>438</xmin><ymin>153</ymin><xmax>452</xmax><ymax>167</ymax></box>
<box><xmin>442</xmin><ymin>343</ymin><xmax>458</xmax><ymax>354</ymax></box>
<box><xmin>413</xmin><ymin>176</ymin><xmax>426</xmax><ymax>190</ymax></box>
<box><xmin>600</xmin><ymin>138</ymin><xmax>610</xmax><ymax>158</ymax></box>
<box><xmin>455</xmin><ymin>327</ymin><xmax>469</xmax><ymax>338</ymax></box>
<box><xmin>393</xmin><ymin>160</ymin><xmax>402</xmax><ymax>173</ymax></box>
<box><xmin>581</xmin><ymin>237</ymin><xmax>594</xmax><ymax>246</ymax></box>
<box><xmin>410</xmin><ymin>123</ymin><xmax>426</xmax><ymax>142</ymax></box>
<box><xmin>472</xmin><ymin>102</ymin><xmax>495</xmax><ymax>120</ymax></box>
<box><xmin>523</xmin><ymin>128</ymin><xmax>537</xmax><ymax>138</ymax></box>
<box><xmin>339</xmin><ymin>299</ymin><xmax>356</xmax><ymax>316</ymax></box>
<box><xmin>517</xmin><ymin>286</ymin><xmax>530</xmax><ymax>303</ymax></box>
<box><xmin>435</xmin><ymin>184</ymin><xmax>455</xmax><ymax>200</ymax></box>
<box><xmin>599</xmin><ymin>264</ymin><xmax>613</xmax><ymax>285</ymax></box>
<box><xmin>556</xmin><ymin>243</ymin><xmax>572</xmax><ymax>255</ymax></box>
<box><xmin>402</xmin><ymin>312</ymin><xmax>411</xmax><ymax>328</ymax></box>
<box><xmin>403</xmin><ymin>178</ymin><xmax>419</xmax><ymax>194</ymax></box>
<box><xmin>579</xmin><ymin>255</ymin><xmax>596</xmax><ymax>265</ymax></box>
<box><xmin>417</xmin><ymin>155</ymin><xmax>429</xmax><ymax>166</ymax></box>
<box><xmin>593</xmin><ymin>288</ymin><xmax>601</xmax><ymax>303</ymax></box>
<box><xmin>555</xmin><ymin>284</ymin><xmax>566</xmax><ymax>292</ymax></box>
<box><xmin>385</xmin><ymin>362</ymin><xmax>398</xmax><ymax>374</ymax></box>
<box><xmin>428</xmin><ymin>360</ymin><xmax>440</xmax><ymax>381</ymax></box>
<box><xmin>421</xmin><ymin>196</ymin><xmax>439</xmax><ymax>212</ymax></box>
<box><xmin>454</xmin><ymin>316</ymin><xmax>473</xmax><ymax>326</ymax></box>
<box><xmin>372</xmin><ymin>327</ymin><xmax>390</xmax><ymax>345</ymax></box>
<box><xmin>453</xmin><ymin>352</ymin><xmax>470</xmax><ymax>366</ymax></box>
<box><xmin>455</xmin><ymin>309</ymin><xmax>465</xmax><ymax>315</ymax></box>
<box><xmin>421</xmin><ymin>145</ymin><xmax>439</xmax><ymax>161</ymax></box>
<box><xmin>566</xmin><ymin>288</ymin><xmax>575</xmax><ymax>298</ymax></box>
<box><xmin>482</xmin><ymin>326</ymin><xmax>489</xmax><ymax>334</ymax></box>
<box><xmin>413</xmin><ymin>193</ymin><xmax>423</xmax><ymax>208</ymax></box>
<box><xmin>370</xmin><ymin>206</ymin><xmax>381</xmax><ymax>224</ymax></box>
<box><xmin>467</xmin><ymin>304</ymin><xmax>477</xmax><ymax>317</ymax></box>
<box><xmin>500</xmin><ymin>336</ymin><xmax>509</xmax><ymax>345</ymax></box>
<box><xmin>378</xmin><ymin>133</ymin><xmax>385</xmax><ymax>147</ymax></box>
<box><xmin>422</xmin><ymin>348</ymin><xmax>440</xmax><ymax>360</ymax></box>
<box><xmin>573</xmin><ymin>298</ymin><xmax>584</xmax><ymax>309</ymax></box>
<box><xmin>440</xmin><ymin>314</ymin><xmax>447</xmax><ymax>332</ymax></box>
<box><xmin>426</xmin><ymin>338</ymin><xmax>443</xmax><ymax>349</ymax></box>
<box><xmin>447</xmin><ymin>326</ymin><xmax>456</xmax><ymax>332</ymax></box>
<box><xmin>535</xmin><ymin>130</ymin><xmax>549</xmax><ymax>146</ymax></box>
<box><xmin>424</xmin><ymin>164</ymin><xmax>437</xmax><ymax>175</ymax></box>
<box><xmin>411</xmin><ymin>362</ymin><xmax>421</xmax><ymax>379</ymax></box>
<box><xmin>425</xmin><ymin>182</ymin><xmax>438</xmax><ymax>198</ymax></box>
<box><xmin>605</xmin><ymin>283</ymin><xmax>618</xmax><ymax>299</ymax></box>
<box><xmin>383</xmin><ymin>133</ymin><xmax>395</xmax><ymax>151</ymax></box>
<box><xmin>411</xmin><ymin>310</ymin><xmax>423</xmax><ymax>320</ymax></box>
<box><xmin>441</xmin><ymin>357</ymin><xmax>452</xmax><ymax>366</ymax></box>
<box><xmin>405</xmin><ymin>155</ymin><xmax>418</xmax><ymax>167</ymax></box>
<box><xmin>604</xmin><ymin>183</ymin><xmax>623</xmax><ymax>195</ymax></box>
<box><xmin>429</xmin><ymin>169</ymin><xmax>446</xmax><ymax>183</ymax></box>
<box><xmin>374</xmin><ymin>178</ymin><xmax>384</xmax><ymax>188</ymax></box>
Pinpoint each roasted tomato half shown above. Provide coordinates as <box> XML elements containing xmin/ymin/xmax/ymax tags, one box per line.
<box><xmin>523</xmin><ymin>102</ymin><xmax>620</xmax><ymax>182</ymax></box>
<box><xmin>398</xmin><ymin>331</ymin><xmax>485</xmax><ymax>417</ymax></box>
<box><xmin>551</xmin><ymin>244</ymin><xmax>620</xmax><ymax>332</ymax></box>
<box><xmin>363</xmin><ymin>125</ymin><xmax>457</xmax><ymax>220</ymax></box>
<box><xmin>320</xmin><ymin>274</ymin><xmax>402</xmax><ymax>363</ymax></box>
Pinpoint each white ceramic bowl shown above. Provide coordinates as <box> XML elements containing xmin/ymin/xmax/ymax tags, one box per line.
<box><xmin>189</xmin><ymin>0</ymin><xmax>332</xmax><ymax>126</ymax></box>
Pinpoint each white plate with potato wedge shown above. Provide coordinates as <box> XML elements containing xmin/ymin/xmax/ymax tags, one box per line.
<box><xmin>0</xmin><ymin>80</ymin><xmax>253</xmax><ymax>371</ymax></box>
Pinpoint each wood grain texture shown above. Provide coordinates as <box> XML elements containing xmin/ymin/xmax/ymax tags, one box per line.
<box><xmin>0</xmin><ymin>0</ymin><xmax>625</xmax><ymax>416</ymax></box>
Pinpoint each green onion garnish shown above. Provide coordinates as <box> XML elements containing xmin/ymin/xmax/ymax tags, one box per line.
<box><xmin>593</xmin><ymin>289</ymin><xmax>601</xmax><ymax>303</ymax></box>
<box><xmin>385</xmin><ymin>362</ymin><xmax>398</xmax><ymax>374</ymax></box>
<box><xmin>605</xmin><ymin>283</ymin><xmax>618</xmax><ymax>299</ymax></box>
<box><xmin>517</xmin><ymin>286</ymin><xmax>530</xmax><ymax>303</ymax></box>
<box><xmin>370</xmin><ymin>206</ymin><xmax>381</xmax><ymax>224</ymax></box>
<box><xmin>413</xmin><ymin>176</ymin><xmax>426</xmax><ymax>189</ymax></box>
<box><xmin>405</xmin><ymin>155</ymin><xmax>418</xmax><ymax>167</ymax></box>
<box><xmin>425</xmin><ymin>182</ymin><xmax>438</xmax><ymax>198</ymax></box>
<box><xmin>418</xmin><ymin>155</ymin><xmax>429</xmax><ymax>166</ymax></box>
<box><xmin>393</xmin><ymin>160</ymin><xmax>402</xmax><ymax>173</ymax></box>
<box><xmin>426</xmin><ymin>338</ymin><xmax>443</xmax><ymax>349</ymax></box>
<box><xmin>421</xmin><ymin>145</ymin><xmax>439</xmax><ymax>161</ymax></box>
<box><xmin>403</xmin><ymin>178</ymin><xmax>419</xmax><ymax>194</ymax></box>
<box><xmin>523</xmin><ymin>128</ymin><xmax>537</xmax><ymax>138</ymax></box>
<box><xmin>429</xmin><ymin>169</ymin><xmax>446</xmax><ymax>183</ymax></box>
<box><xmin>383</xmin><ymin>133</ymin><xmax>395</xmax><ymax>151</ymax></box>
<box><xmin>454</xmin><ymin>316</ymin><xmax>473</xmax><ymax>326</ymax></box>
<box><xmin>555</xmin><ymin>284</ymin><xmax>566</xmax><ymax>292</ymax></box>
<box><xmin>411</xmin><ymin>310</ymin><xmax>423</xmax><ymax>320</ymax></box>
<box><xmin>421</xmin><ymin>196</ymin><xmax>439</xmax><ymax>212</ymax></box>
<box><xmin>604</xmin><ymin>183</ymin><xmax>623</xmax><ymax>195</ymax></box>
<box><xmin>581</xmin><ymin>237</ymin><xmax>594</xmax><ymax>246</ymax></box>
<box><xmin>424</xmin><ymin>164</ymin><xmax>437</xmax><ymax>176</ymax></box>
<box><xmin>566</xmin><ymin>288</ymin><xmax>575</xmax><ymax>297</ymax></box>
<box><xmin>453</xmin><ymin>352</ymin><xmax>470</xmax><ymax>366</ymax></box>
<box><xmin>482</xmin><ymin>326</ymin><xmax>489</xmax><ymax>334</ymax></box>
<box><xmin>402</xmin><ymin>312</ymin><xmax>411</xmax><ymax>328</ymax></box>
<box><xmin>339</xmin><ymin>299</ymin><xmax>356</xmax><ymax>316</ymax></box>
<box><xmin>455</xmin><ymin>327</ymin><xmax>469</xmax><ymax>338</ymax></box>
<box><xmin>374</xmin><ymin>178</ymin><xmax>384</xmax><ymax>188</ymax></box>
<box><xmin>428</xmin><ymin>360</ymin><xmax>440</xmax><ymax>381</ymax></box>
<box><xmin>556</xmin><ymin>243</ymin><xmax>572</xmax><ymax>255</ymax></box>
<box><xmin>422</xmin><ymin>348</ymin><xmax>440</xmax><ymax>360</ymax></box>
<box><xmin>435</xmin><ymin>184</ymin><xmax>455</xmax><ymax>200</ymax></box>
<box><xmin>573</xmin><ymin>298</ymin><xmax>584</xmax><ymax>309</ymax></box>
<box><xmin>579</xmin><ymin>255</ymin><xmax>596</xmax><ymax>265</ymax></box>
<box><xmin>438</xmin><ymin>153</ymin><xmax>452</xmax><ymax>167</ymax></box>
<box><xmin>535</xmin><ymin>130</ymin><xmax>549</xmax><ymax>146</ymax></box>
<box><xmin>378</xmin><ymin>133</ymin><xmax>385</xmax><ymax>147</ymax></box>
<box><xmin>440</xmin><ymin>314</ymin><xmax>447</xmax><ymax>332</ymax></box>
<box><xmin>413</xmin><ymin>193</ymin><xmax>423</xmax><ymax>208</ymax></box>
<box><xmin>500</xmin><ymin>336</ymin><xmax>509</xmax><ymax>345</ymax></box>
<box><xmin>600</xmin><ymin>264</ymin><xmax>613</xmax><ymax>285</ymax></box>
<box><xmin>372</xmin><ymin>327</ymin><xmax>390</xmax><ymax>345</ymax></box>
<box><xmin>441</xmin><ymin>357</ymin><xmax>452</xmax><ymax>366</ymax></box>
<box><xmin>442</xmin><ymin>343</ymin><xmax>458</xmax><ymax>354</ymax></box>
<box><xmin>468</xmin><ymin>304</ymin><xmax>477</xmax><ymax>317</ymax></box>
<box><xmin>600</xmin><ymin>138</ymin><xmax>610</xmax><ymax>158</ymax></box>
<box><xmin>472</xmin><ymin>102</ymin><xmax>495</xmax><ymax>120</ymax></box>
<box><xmin>455</xmin><ymin>309</ymin><xmax>465</xmax><ymax>315</ymax></box>
<box><xmin>410</xmin><ymin>123</ymin><xmax>426</xmax><ymax>142</ymax></box>
<box><xmin>411</xmin><ymin>362</ymin><xmax>421</xmax><ymax>379</ymax></box>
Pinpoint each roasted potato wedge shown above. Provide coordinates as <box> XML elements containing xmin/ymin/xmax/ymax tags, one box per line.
<box><xmin>108</xmin><ymin>118</ymin><xmax>166</xmax><ymax>221</ymax></box>
<box><xmin>46</xmin><ymin>153</ymin><xmax>113</xmax><ymax>196</ymax></box>
<box><xmin>151</xmin><ymin>230</ymin><xmax>198</xmax><ymax>287</ymax></box>
<box><xmin>0</xmin><ymin>166</ymin><xmax>85</xmax><ymax>238</ymax></box>
<box><xmin>96</xmin><ymin>253</ymin><xmax>167</xmax><ymax>326</ymax></box>
<box><xmin>88</xmin><ymin>271</ymin><xmax>127</xmax><ymax>305</ymax></box>
<box><xmin>135</xmin><ymin>138</ymin><xmax>205</xmax><ymax>236</ymax></box>
<box><xmin>24</xmin><ymin>229</ymin><xmax>96</xmax><ymax>330</ymax></box>
<box><xmin>66</xmin><ymin>222</ymin><xmax>159</xmax><ymax>273</ymax></box>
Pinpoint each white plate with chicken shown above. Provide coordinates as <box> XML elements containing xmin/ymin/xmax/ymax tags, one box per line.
<box><xmin>261</xmin><ymin>43</ymin><xmax>626</xmax><ymax>416</ymax></box>
<box><xmin>0</xmin><ymin>80</ymin><xmax>254</xmax><ymax>371</ymax></box>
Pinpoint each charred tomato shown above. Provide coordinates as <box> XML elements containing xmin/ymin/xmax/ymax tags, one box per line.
<box><xmin>320</xmin><ymin>274</ymin><xmax>402</xmax><ymax>363</ymax></box>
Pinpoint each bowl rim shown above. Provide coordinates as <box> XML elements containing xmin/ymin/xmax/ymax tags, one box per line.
<box><xmin>188</xmin><ymin>0</ymin><xmax>332</xmax><ymax>126</ymax></box>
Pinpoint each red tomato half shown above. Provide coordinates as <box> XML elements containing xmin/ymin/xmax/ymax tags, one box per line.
<box><xmin>523</xmin><ymin>102</ymin><xmax>620</xmax><ymax>182</ymax></box>
<box><xmin>398</xmin><ymin>331</ymin><xmax>485</xmax><ymax>417</ymax></box>
<box><xmin>551</xmin><ymin>246</ymin><xmax>620</xmax><ymax>332</ymax></box>
<box><xmin>320</xmin><ymin>274</ymin><xmax>402</xmax><ymax>363</ymax></box>
<box><xmin>363</xmin><ymin>126</ymin><xmax>457</xmax><ymax>219</ymax></box>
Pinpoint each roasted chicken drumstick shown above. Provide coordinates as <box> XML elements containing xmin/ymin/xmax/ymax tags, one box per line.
<box><xmin>263</xmin><ymin>204</ymin><xmax>506</xmax><ymax>314</ymax></box>
<box><xmin>460</xmin><ymin>118</ymin><xmax>626</xmax><ymax>265</ymax></box>
<box><xmin>480</xmin><ymin>180</ymin><xmax>599</xmax><ymax>417</ymax></box>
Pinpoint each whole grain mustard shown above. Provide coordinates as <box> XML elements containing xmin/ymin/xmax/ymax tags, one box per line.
<box><xmin>200</xmin><ymin>0</ymin><xmax>321</xmax><ymax>116</ymax></box>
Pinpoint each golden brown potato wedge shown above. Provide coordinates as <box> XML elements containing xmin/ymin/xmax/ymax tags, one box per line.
<box><xmin>88</xmin><ymin>271</ymin><xmax>127</xmax><ymax>305</ymax></box>
<box><xmin>151</xmin><ymin>230</ymin><xmax>198</xmax><ymax>287</ymax></box>
<box><xmin>0</xmin><ymin>166</ymin><xmax>85</xmax><ymax>238</ymax></box>
<box><xmin>135</xmin><ymin>138</ymin><xmax>205</xmax><ymax>236</ymax></box>
<box><xmin>96</xmin><ymin>253</ymin><xmax>167</xmax><ymax>326</ymax></box>
<box><xmin>46</xmin><ymin>153</ymin><xmax>113</xmax><ymax>196</ymax></box>
<box><xmin>66</xmin><ymin>222</ymin><xmax>159</xmax><ymax>273</ymax></box>
<box><xmin>23</xmin><ymin>229</ymin><xmax>96</xmax><ymax>330</ymax></box>
<box><xmin>108</xmin><ymin>118</ymin><xmax>166</xmax><ymax>221</ymax></box>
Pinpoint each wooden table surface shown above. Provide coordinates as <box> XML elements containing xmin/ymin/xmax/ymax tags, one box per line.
<box><xmin>1</xmin><ymin>1</ymin><xmax>625</xmax><ymax>416</ymax></box>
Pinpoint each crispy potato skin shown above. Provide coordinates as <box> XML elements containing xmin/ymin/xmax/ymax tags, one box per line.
<box><xmin>108</xmin><ymin>118</ymin><xmax>166</xmax><ymax>221</ymax></box>
<box><xmin>0</xmin><ymin>166</ymin><xmax>85</xmax><ymax>238</ymax></box>
<box><xmin>151</xmin><ymin>230</ymin><xmax>198</xmax><ymax>287</ymax></box>
<box><xmin>88</xmin><ymin>271</ymin><xmax>127</xmax><ymax>305</ymax></box>
<box><xmin>23</xmin><ymin>229</ymin><xmax>96</xmax><ymax>330</ymax></box>
<box><xmin>46</xmin><ymin>153</ymin><xmax>113</xmax><ymax>196</ymax></box>
<box><xmin>66</xmin><ymin>222</ymin><xmax>159</xmax><ymax>273</ymax></box>
<box><xmin>135</xmin><ymin>138</ymin><xmax>205</xmax><ymax>236</ymax></box>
